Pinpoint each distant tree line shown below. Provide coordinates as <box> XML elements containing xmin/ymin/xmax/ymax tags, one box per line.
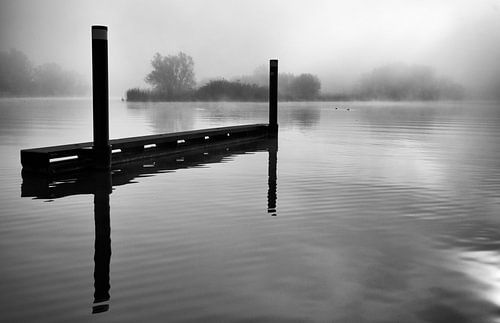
<box><xmin>278</xmin><ymin>73</ymin><xmax>321</xmax><ymax>100</ymax></box>
<box><xmin>234</xmin><ymin>65</ymin><xmax>321</xmax><ymax>100</ymax></box>
<box><xmin>126</xmin><ymin>52</ymin><xmax>322</xmax><ymax>101</ymax></box>
<box><xmin>127</xmin><ymin>80</ymin><xmax>268</xmax><ymax>102</ymax></box>
<box><xmin>0</xmin><ymin>49</ymin><xmax>88</xmax><ymax>96</ymax></box>
<box><xmin>351</xmin><ymin>64</ymin><xmax>465</xmax><ymax>100</ymax></box>
<box><xmin>127</xmin><ymin>52</ymin><xmax>465</xmax><ymax>102</ymax></box>
<box><xmin>195</xmin><ymin>79</ymin><xmax>268</xmax><ymax>101</ymax></box>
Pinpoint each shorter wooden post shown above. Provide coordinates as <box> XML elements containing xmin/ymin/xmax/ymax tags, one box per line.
<box><xmin>269</xmin><ymin>59</ymin><xmax>278</xmax><ymax>135</ymax></box>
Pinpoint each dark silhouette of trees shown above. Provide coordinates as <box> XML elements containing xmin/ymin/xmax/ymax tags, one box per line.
<box><xmin>127</xmin><ymin>79</ymin><xmax>268</xmax><ymax>102</ymax></box>
<box><xmin>126</xmin><ymin>88</ymin><xmax>154</xmax><ymax>101</ymax></box>
<box><xmin>288</xmin><ymin>73</ymin><xmax>321</xmax><ymax>100</ymax></box>
<box><xmin>128</xmin><ymin>54</ymin><xmax>324</xmax><ymax>101</ymax></box>
<box><xmin>145</xmin><ymin>52</ymin><xmax>196</xmax><ymax>99</ymax></box>
<box><xmin>234</xmin><ymin>67</ymin><xmax>322</xmax><ymax>100</ymax></box>
<box><xmin>195</xmin><ymin>79</ymin><xmax>267</xmax><ymax>101</ymax></box>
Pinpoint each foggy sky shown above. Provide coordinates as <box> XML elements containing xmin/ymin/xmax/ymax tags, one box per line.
<box><xmin>1</xmin><ymin>0</ymin><xmax>499</xmax><ymax>97</ymax></box>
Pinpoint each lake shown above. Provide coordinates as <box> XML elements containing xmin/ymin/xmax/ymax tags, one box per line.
<box><xmin>1</xmin><ymin>98</ymin><xmax>500</xmax><ymax>322</ymax></box>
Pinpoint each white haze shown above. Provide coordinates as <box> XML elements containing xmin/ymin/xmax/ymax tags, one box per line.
<box><xmin>0</xmin><ymin>0</ymin><xmax>499</xmax><ymax>98</ymax></box>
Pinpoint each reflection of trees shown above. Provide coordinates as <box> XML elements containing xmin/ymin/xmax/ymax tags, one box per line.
<box><xmin>194</xmin><ymin>102</ymin><xmax>321</xmax><ymax>130</ymax></box>
<box><xmin>277</xmin><ymin>104</ymin><xmax>320</xmax><ymax>130</ymax></box>
<box><xmin>194</xmin><ymin>102</ymin><xmax>269</xmax><ymax>126</ymax></box>
<box><xmin>125</xmin><ymin>102</ymin><xmax>196</xmax><ymax>133</ymax></box>
<box><xmin>291</xmin><ymin>106</ymin><xmax>320</xmax><ymax>128</ymax></box>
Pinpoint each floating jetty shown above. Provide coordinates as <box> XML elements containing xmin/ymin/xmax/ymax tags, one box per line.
<box><xmin>20</xmin><ymin>124</ymin><xmax>273</xmax><ymax>175</ymax></box>
<box><xmin>20</xmin><ymin>25</ymin><xmax>278</xmax><ymax>175</ymax></box>
<box><xmin>21</xmin><ymin>137</ymin><xmax>277</xmax><ymax>200</ymax></box>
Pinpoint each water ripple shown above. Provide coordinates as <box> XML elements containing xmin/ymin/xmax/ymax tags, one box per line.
<box><xmin>2</xmin><ymin>100</ymin><xmax>500</xmax><ymax>321</ymax></box>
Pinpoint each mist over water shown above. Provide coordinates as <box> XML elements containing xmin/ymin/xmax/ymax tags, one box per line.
<box><xmin>1</xmin><ymin>99</ymin><xmax>500</xmax><ymax>321</ymax></box>
<box><xmin>1</xmin><ymin>0</ymin><xmax>499</xmax><ymax>98</ymax></box>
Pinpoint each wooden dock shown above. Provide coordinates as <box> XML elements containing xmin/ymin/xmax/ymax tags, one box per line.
<box><xmin>21</xmin><ymin>124</ymin><xmax>271</xmax><ymax>175</ymax></box>
<box><xmin>22</xmin><ymin>137</ymin><xmax>277</xmax><ymax>199</ymax></box>
<box><xmin>20</xmin><ymin>25</ymin><xmax>278</xmax><ymax>175</ymax></box>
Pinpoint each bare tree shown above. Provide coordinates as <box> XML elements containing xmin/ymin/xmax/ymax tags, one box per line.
<box><xmin>145</xmin><ymin>52</ymin><xmax>196</xmax><ymax>98</ymax></box>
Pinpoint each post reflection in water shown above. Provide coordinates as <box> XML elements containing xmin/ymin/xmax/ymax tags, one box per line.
<box><xmin>92</xmin><ymin>172</ymin><xmax>112</xmax><ymax>314</ymax></box>
<box><xmin>267</xmin><ymin>137</ymin><xmax>278</xmax><ymax>216</ymax></box>
<box><xmin>21</xmin><ymin>170</ymin><xmax>113</xmax><ymax>314</ymax></box>
<box><xmin>21</xmin><ymin>137</ymin><xmax>278</xmax><ymax>314</ymax></box>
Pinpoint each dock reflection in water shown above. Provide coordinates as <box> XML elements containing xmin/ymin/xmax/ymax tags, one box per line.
<box><xmin>21</xmin><ymin>137</ymin><xmax>278</xmax><ymax>314</ymax></box>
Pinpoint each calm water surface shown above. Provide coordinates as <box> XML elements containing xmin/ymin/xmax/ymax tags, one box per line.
<box><xmin>1</xmin><ymin>98</ymin><xmax>500</xmax><ymax>322</ymax></box>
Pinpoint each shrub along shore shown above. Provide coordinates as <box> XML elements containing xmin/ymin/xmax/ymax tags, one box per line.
<box><xmin>126</xmin><ymin>52</ymin><xmax>464</xmax><ymax>102</ymax></box>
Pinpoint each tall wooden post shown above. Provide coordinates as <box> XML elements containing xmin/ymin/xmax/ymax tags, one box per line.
<box><xmin>269</xmin><ymin>59</ymin><xmax>278</xmax><ymax>135</ymax></box>
<box><xmin>92</xmin><ymin>25</ymin><xmax>111</xmax><ymax>169</ymax></box>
